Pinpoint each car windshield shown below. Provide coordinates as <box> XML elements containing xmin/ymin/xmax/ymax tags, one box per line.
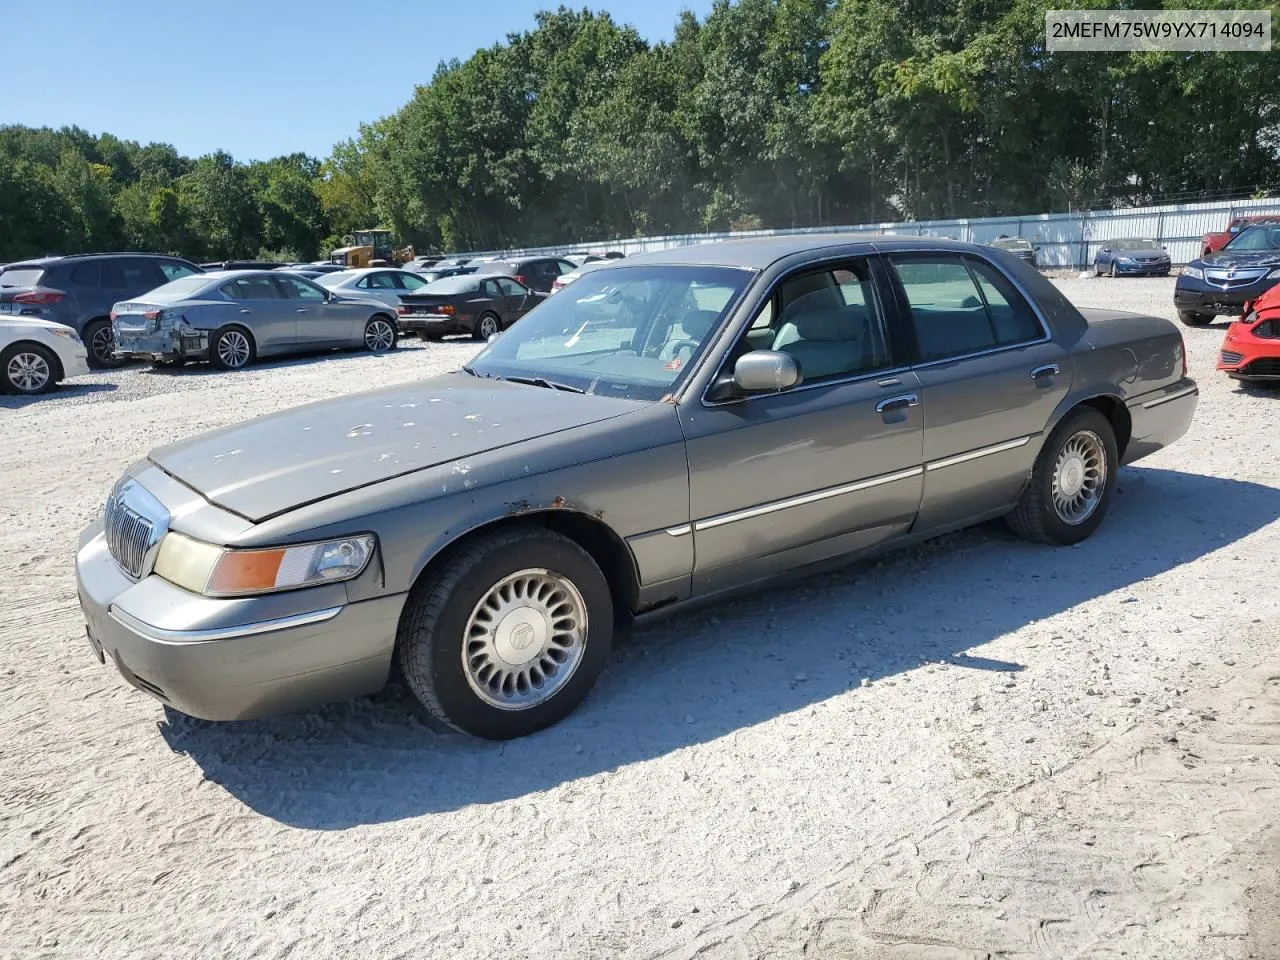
<box><xmin>466</xmin><ymin>264</ymin><xmax>753</xmax><ymax>401</ymax></box>
<box><xmin>423</xmin><ymin>276</ymin><xmax>480</xmax><ymax>294</ymax></box>
<box><xmin>1224</xmin><ymin>225</ymin><xmax>1280</xmax><ymax>251</ymax></box>
<box><xmin>317</xmin><ymin>271</ymin><xmax>359</xmax><ymax>287</ymax></box>
<box><xmin>1114</xmin><ymin>239</ymin><xmax>1161</xmax><ymax>252</ymax></box>
<box><xmin>0</xmin><ymin>267</ymin><xmax>46</xmax><ymax>288</ymax></box>
<box><xmin>140</xmin><ymin>275</ymin><xmax>212</xmax><ymax>302</ymax></box>
<box><xmin>992</xmin><ymin>238</ymin><xmax>1031</xmax><ymax>251</ymax></box>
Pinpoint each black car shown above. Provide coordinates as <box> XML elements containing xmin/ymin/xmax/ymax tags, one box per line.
<box><xmin>473</xmin><ymin>256</ymin><xmax>579</xmax><ymax>293</ymax></box>
<box><xmin>1174</xmin><ymin>221</ymin><xmax>1280</xmax><ymax>326</ymax></box>
<box><xmin>200</xmin><ymin>260</ymin><xmax>291</xmax><ymax>271</ymax></box>
<box><xmin>397</xmin><ymin>274</ymin><xmax>546</xmax><ymax>340</ymax></box>
<box><xmin>989</xmin><ymin>236</ymin><xmax>1037</xmax><ymax>268</ymax></box>
<box><xmin>0</xmin><ymin>252</ymin><xmax>203</xmax><ymax>367</ymax></box>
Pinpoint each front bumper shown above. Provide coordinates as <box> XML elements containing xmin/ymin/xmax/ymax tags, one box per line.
<box><xmin>1111</xmin><ymin>259</ymin><xmax>1170</xmax><ymax>275</ymax></box>
<box><xmin>113</xmin><ymin>325</ymin><xmax>210</xmax><ymax>362</ymax></box>
<box><xmin>1175</xmin><ymin>275</ymin><xmax>1280</xmax><ymax>316</ymax></box>
<box><xmin>60</xmin><ymin>345</ymin><xmax>90</xmax><ymax>380</ymax></box>
<box><xmin>75</xmin><ymin>521</ymin><xmax>403</xmax><ymax>720</ymax></box>
<box><xmin>1218</xmin><ymin>323</ymin><xmax>1280</xmax><ymax>380</ymax></box>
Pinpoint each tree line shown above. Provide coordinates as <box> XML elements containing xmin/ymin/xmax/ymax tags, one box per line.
<box><xmin>2</xmin><ymin>0</ymin><xmax>1277</xmax><ymax>264</ymax></box>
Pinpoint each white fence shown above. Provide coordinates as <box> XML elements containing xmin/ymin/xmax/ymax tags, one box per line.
<box><xmin>479</xmin><ymin>195</ymin><xmax>1280</xmax><ymax>268</ymax></box>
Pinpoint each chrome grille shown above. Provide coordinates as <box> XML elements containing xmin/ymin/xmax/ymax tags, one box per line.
<box><xmin>1205</xmin><ymin>267</ymin><xmax>1268</xmax><ymax>289</ymax></box>
<box><xmin>104</xmin><ymin>492</ymin><xmax>154</xmax><ymax>579</ymax></box>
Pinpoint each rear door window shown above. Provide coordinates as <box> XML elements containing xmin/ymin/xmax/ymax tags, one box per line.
<box><xmin>102</xmin><ymin>258</ymin><xmax>164</xmax><ymax>292</ymax></box>
<box><xmin>272</xmin><ymin>275</ymin><xmax>327</xmax><ymax>300</ymax></box>
<box><xmin>220</xmin><ymin>277</ymin><xmax>283</xmax><ymax>300</ymax></box>
<box><xmin>70</xmin><ymin>262</ymin><xmax>103</xmax><ymax>287</ymax></box>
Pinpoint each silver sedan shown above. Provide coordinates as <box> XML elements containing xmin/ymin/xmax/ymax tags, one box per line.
<box><xmin>315</xmin><ymin>268</ymin><xmax>434</xmax><ymax>310</ymax></box>
<box><xmin>111</xmin><ymin>271</ymin><xmax>400</xmax><ymax>369</ymax></box>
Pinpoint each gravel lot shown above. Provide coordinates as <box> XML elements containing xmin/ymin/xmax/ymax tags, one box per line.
<box><xmin>2</xmin><ymin>277</ymin><xmax>1278</xmax><ymax>960</ymax></box>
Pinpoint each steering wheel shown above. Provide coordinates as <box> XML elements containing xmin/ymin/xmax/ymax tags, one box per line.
<box><xmin>660</xmin><ymin>338</ymin><xmax>700</xmax><ymax>364</ymax></box>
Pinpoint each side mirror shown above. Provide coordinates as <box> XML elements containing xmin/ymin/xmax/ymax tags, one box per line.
<box><xmin>732</xmin><ymin>350</ymin><xmax>801</xmax><ymax>394</ymax></box>
<box><xmin>1101</xmin><ymin>247</ymin><xmax>1110</xmax><ymax>254</ymax></box>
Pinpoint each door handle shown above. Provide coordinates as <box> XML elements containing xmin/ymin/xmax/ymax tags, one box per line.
<box><xmin>239</xmin><ymin>308</ymin><xmax>252</xmax><ymax>314</ymax></box>
<box><xmin>1030</xmin><ymin>363</ymin><xmax>1060</xmax><ymax>380</ymax></box>
<box><xmin>876</xmin><ymin>393</ymin><xmax>920</xmax><ymax>413</ymax></box>
<box><xmin>295</xmin><ymin>308</ymin><xmax>309</xmax><ymax>314</ymax></box>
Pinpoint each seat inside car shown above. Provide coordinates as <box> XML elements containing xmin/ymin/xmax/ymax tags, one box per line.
<box><xmin>912</xmin><ymin>294</ymin><xmax>998</xmax><ymax>360</ymax></box>
<box><xmin>771</xmin><ymin>305</ymin><xmax>874</xmax><ymax>380</ymax></box>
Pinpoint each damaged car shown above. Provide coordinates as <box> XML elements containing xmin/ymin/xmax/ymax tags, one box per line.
<box><xmin>111</xmin><ymin>271</ymin><xmax>400</xmax><ymax>370</ymax></box>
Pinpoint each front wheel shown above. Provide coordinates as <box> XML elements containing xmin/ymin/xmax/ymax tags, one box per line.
<box><xmin>1006</xmin><ymin>407</ymin><xmax>1118</xmax><ymax>546</ymax></box>
<box><xmin>1178</xmin><ymin>310</ymin><xmax>1213</xmax><ymax>327</ymax></box>
<box><xmin>473</xmin><ymin>313</ymin><xmax>501</xmax><ymax>341</ymax></box>
<box><xmin>397</xmin><ymin>527</ymin><xmax>614</xmax><ymax>739</ymax></box>
<box><xmin>364</xmin><ymin>315</ymin><xmax>398</xmax><ymax>352</ymax></box>
<box><xmin>1</xmin><ymin>343</ymin><xmax>57</xmax><ymax>394</ymax></box>
<box><xmin>210</xmin><ymin>326</ymin><xmax>255</xmax><ymax>370</ymax></box>
<box><xmin>1109</xmin><ymin>262</ymin><xmax>1117</xmax><ymax>278</ymax></box>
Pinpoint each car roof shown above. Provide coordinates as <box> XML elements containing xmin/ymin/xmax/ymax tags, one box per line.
<box><xmin>619</xmin><ymin>234</ymin><xmax>994</xmax><ymax>269</ymax></box>
<box><xmin>2</xmin><ymin>252</ymin><xmax>193</xmax><ymax>269</ymax></box>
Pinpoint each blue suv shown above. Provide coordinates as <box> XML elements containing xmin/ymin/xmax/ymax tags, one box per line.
<box><xmin>0</xmin><ymin>253</ymin><xmax>202</xmax><ymax>367</ymax></box>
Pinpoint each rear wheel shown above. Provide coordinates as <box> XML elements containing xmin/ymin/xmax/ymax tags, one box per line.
<box><xmin>83</xmin><ymin>319</ymin><xmax>121</xmax><ymax>369</ymax></box>
<box><xmin>1006</xmin><ymin>407</ymin><xmax>1118</xmax><ymax>546</ymax></box>
<box><xmin>1178</xmin><ymin>310</ymin><xmax>1213</xmax><ymax>327</ymax></box>
<box><xmin>364</xmin><ymin>315</ymin><xmax>398</xmax><ymax>352</ymax></box>
<box><xmin>474</xmin><ymin>312</ymin><xmax>501</xmax><ymax>341</ymax></box>
<box><xmin>210</xmin><ymin>326</ymin><xmax>255</xmax><ymax>370</ymax></box>
<box><xmin>1</xmin><ymin>343</ymin><xmax>57</xmax><ymax>394</ymax></box>
<box><xmin>397</xmin><ymin>527</ymin><xmax>613</xmax><ymax>740</ymax></box>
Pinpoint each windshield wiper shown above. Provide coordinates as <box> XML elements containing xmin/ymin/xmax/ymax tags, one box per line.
<box><xmin>501</xmin><ymin>374</ymin><xmax>585</xmax><ymax>394</ymax></box>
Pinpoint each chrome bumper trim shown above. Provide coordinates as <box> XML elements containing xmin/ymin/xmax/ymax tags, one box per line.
<box><xmin>925</xmin><ymin>435</ymin><xmax>1032</xmax><ymax>472</ymax></box>
<box><xmin>107</xmin><ymin>604</ymin><xmax>344</xmax><ymax>644</ymax></box>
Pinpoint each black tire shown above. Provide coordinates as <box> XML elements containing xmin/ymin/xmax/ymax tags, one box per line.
<box><xmin>1005</xmin><ymin>407</ymin><xmax>1119</xmax><ymax>546</ymax></box>
<box><xmin>83</xmin><ymin>319</ymin><xmax>121</xmax><ymax>369</ymax></box>
<box><xmin>473</xmin><ymin>312</ymin><xmax>501</xmax><ymax>341</ymax></box>
<box><xmin>1</xmin><ymin>342</ymin><xmax>58</xmax><ymax>394</ymax></box>
<box><xmin>209</xmin><ymin>326</ymin><xmax>255</xmax><ymax>370</ymax></box>
<box><xmin>397</xmin><ymin>526</ymin><xmax>614</xmax><ymax>740</ymax></box>
<box><xmin>363</xmin><ymin>314</ymin><xmax>398</xmax><ymax>352</ymax></box>
<box><xmin>1178</xmin><ymin>310</ymin><xmax>1213</xmax><ymax>327</ymax></box>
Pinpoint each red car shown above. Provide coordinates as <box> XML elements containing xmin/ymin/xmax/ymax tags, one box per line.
<box><xmin>1218</xmin><ymin>284</ymin><xmax>1280</xmax><ymax>382</ymax></box>
<box><xmin>1201</xmin><ymin>215</ymin><xmax>1280</xmax><ymax>257</ymax></box>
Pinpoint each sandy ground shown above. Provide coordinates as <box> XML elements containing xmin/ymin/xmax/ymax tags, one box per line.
<box><xmin>1</xmin><ymin>277</ymin><xmax>1277</xmax><ymax>960</ymax></box>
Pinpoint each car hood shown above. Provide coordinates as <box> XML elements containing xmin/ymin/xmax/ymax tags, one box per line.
<box><xmin>1199</xmin><ymin>250</ymin><xmax>1280</xmax><ymax>269</ymax></box>
<box><xmin>1</xmin><ymin>316</ymin><xmax>76</xmax><ymax>334</ymax></box>
<box><xmin>148</xmin><ymin>373</ymin><xmax>641</xmax><ymax>522</ymax></box>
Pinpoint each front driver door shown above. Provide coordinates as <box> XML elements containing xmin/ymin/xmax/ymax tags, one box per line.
<box><xmin>494</xmin><ymin>276</ymin><xmax>537</xmax><ymax>322</ymax></box>
<box><xmin>273</xmin><ymin>274</ymin><xmax>350</xmax><ymax>345</ymax></box>
<box><xmin>679</xmin><ymin>257</ymin><xmax>926</xmax><ymax>595</ymax></box>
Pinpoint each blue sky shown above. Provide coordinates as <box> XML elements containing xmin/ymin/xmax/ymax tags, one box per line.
<box><xmin>1</xmin><ymin>0</ymin><xmax>711</xmax><ymax>162</ymax></box>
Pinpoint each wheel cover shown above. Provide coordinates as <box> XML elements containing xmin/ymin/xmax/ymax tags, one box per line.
<box><xmin>1051</xmin><ymin>429</ymin><xmax>1106</xmax><ymax>525</ymax></box>
<box><xmin>479</xmin><ymin>316</ymin><xmax>499</xmax><ymax>337</ymax></box>
<box><xmin>461</xmin><ymin>568</ymin><xmax>588</xmax><ymax>711</ymax></box>
<box><xmin>365</xmin><ymin>318</ymin><xmax>395</xmax><ymax>351</ymax></box>
<box><xmin>90</xmin><ymin>325</ymin><xmax>114</xmax><ymax>363</ymax></box>
<box><xmin>7</xmin><ymin>351</ymin><xmax>50</xmax><ymax>392</ymax></box>
<box><xmin>217</xmin><ymin>330</ymin><xmax>251</xmax><ymax>368</ymax></box>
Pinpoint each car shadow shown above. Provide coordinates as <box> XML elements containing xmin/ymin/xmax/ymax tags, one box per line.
<box><xmin>157</xmin><ymin>466</ymin><xmax>1280</xmax><ymax>828</ymax></box>
<box><xmin>0</xmin><ymin>381</ymin><xmax>117</xmax><ymax>409</ymax></box>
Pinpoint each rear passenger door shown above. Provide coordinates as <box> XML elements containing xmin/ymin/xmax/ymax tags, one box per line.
<box><xmin>679</xmin><ymin>258</ymin><xmax>925</xmax><ymax>594</ymax></box>
<box><xmin>219</xmin><ymin>276</ymin><xmax>292</xmax><ymax>352</ymax></box>
<box><xmin>885</xmin><ymin>253</ymin><xmax>1070</xmax><ymax>530</ymax></box>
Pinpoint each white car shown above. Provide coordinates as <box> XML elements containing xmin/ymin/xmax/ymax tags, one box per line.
<box><xmin>1</xmin><ymin>317</ymin><xmax>90</xmax><ymax>395</ymax></box>
<box><xmin>315</xmin><ymin>268</ymin><xmax>433</xmax><ymax>310</ymax></box>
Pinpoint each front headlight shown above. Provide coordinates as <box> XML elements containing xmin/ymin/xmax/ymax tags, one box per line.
<box><xmin>1180</xmin><ymin>266</ymin><xmax>1205</xmax><ymax>281</ymax></box>
<box><xmin>154</xmin><ymin>532</ymin><xmax>375</xmax><ymax>597</ymax></box>
<box><xmin>1267</xmin><ymin>268</ymin><xmax>1280</xmax><ymax>280</ymax></box>
<box><xmin>49</xmin><ymin>328</ymin><xmax>81</xmax><ymax>343</ymax></box>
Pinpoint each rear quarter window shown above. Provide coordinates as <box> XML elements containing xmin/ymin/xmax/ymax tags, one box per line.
<box><xmin>71</xmin><ymin>262</ymin><xmax>102</xmax><ymax>286</ymax></box>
